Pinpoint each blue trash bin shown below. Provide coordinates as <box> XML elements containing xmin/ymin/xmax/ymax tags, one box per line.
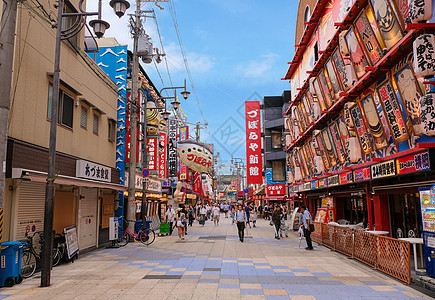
<box><xmin>135</xmin><ymin>220</ymin><xmax>143</xmax><ymax>234</ymax></box>
<box><xmin>0</xmin><ymin>241</ymin><xmax>27</xmax><ymax>287</ymax></box>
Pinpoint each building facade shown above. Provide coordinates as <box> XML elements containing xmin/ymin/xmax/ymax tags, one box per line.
<box><xmin>3</xmin><ymin>1</ymin><xmax>123</xmax><ymax>251</ymax></box>
<box><xmin>285</xmin><ymin>0</ymin><xmax>435</xmax><ymax>238</ymax></box>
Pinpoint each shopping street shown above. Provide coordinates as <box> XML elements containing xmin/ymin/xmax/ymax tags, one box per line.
<box><xmin>0</xmin><ymin>217</ymin><xmax>433</xmax><ymax>300</ymax></box>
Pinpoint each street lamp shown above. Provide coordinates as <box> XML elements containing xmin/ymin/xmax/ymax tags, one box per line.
<box><xmin>42</xmin><ymin>0</ymin><xmax>127</xmax><ymax>288</ymax></box>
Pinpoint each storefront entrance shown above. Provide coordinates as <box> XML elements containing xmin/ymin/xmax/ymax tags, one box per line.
<box><xmin>389</xmin><ymin>192</ymin><xmax>422</xmax><ymax>239</ymax></box>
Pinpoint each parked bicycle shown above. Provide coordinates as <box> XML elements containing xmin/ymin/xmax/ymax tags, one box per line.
<box><xmin>117</xmin><ymin>219</ymin><xmax>155</xmax><ymax>246</ymax></box>
<box><xmin>21</xmin><ymin>231</ymin><xmax>61</xmax><ymax>278</ymax></box>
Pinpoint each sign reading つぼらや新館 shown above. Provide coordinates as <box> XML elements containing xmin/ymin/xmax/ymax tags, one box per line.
<box><xmin>246</xmin><ymin>101</ymin><xmax>262</xmax><ymax>184</ymax></box>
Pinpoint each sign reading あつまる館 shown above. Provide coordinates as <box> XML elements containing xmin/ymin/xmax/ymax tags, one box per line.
<box><xmin>76</xmin><ymin>160</ymin><xmax>111</xmax><ymax>182</ymax></box>
<box><xmin>396</xmin><ymin>151</ymin><xmax>430</xmax><ymax>175</ymax></box>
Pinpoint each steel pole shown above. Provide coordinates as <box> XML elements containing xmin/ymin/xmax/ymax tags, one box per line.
<box><xmin>127</xmin><ymin>0</ymin><xmax>141</xmax><ymax>231</ymax></box>
<box><xmin>41</xmin><ymin>0</ymin><xmax>64</xmax><ymax>287</ymax></box>
<box><xmin>0</xmin><ymin>0</ymin><xmax>18</xmax><ymax>247</ymax></box>
<box><xmin>141</xmin><ymin>100</ymin><xmax>148</xmax><ymax>224</ymax></box>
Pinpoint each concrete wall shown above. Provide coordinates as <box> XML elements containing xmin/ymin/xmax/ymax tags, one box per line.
<box><xmin>9</xmin><ymin>1</ymin><xmax>118</xmax><ymax>168</ymax></box>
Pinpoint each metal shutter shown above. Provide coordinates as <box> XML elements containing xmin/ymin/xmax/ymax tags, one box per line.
<box><xmin>78</xmin><ymin>188</ymin><xmax>98</xmax><ymax>250</ymax></box>
<box><xmin>15</xmin><ymin>182</ymin><xmax>46</xmax><ymax>242</ymax></box>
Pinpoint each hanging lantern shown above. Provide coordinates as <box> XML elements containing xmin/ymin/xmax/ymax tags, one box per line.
<box><xmin>294</xmin><ymin>167</ymin><xmax>302</xmax><ymax>182</ymax></box>
<box><xmin>420</xmin><ymin>93</ymin><xmax>435</xmax><ymax>136</ymax></box>
<box><xmin>292</xmin><ymin>119</ymin><xmax>300</xmax><ymax>137</ymax></box>
<box><xmin>339</xmin><ymin>30</ymin><xmax>350</xmax><ymax>57</ymax></box>
<box><xmin>286</xmin><ymin>134</ymin><xmax>292</xmax><ymax>148</ymax></box>
<box><xmin>287</xmin><ymin>169</ymin><xmax>294</xmax><ymax>184</ymax></box>
<box><xmin>409</xmin><ymin>0</ymin><xmax>433</xmax><ymax>23</ymax></box>
<box><xmin>313</xmin><ymin>155</ymin><xmax>325</xmax><ymax>174</ymax></box>
<box><xmin>348</xmin><ymin>137</ymin><xmax>362</xmax><ymax>163</ymax></box>
<box><xmin>311</xmin><ymin>101</ymin><xmax>321</xmax><ymax>121</ymax></box>
<box><xmin>414</xmin><ymin>34</ymin><xmax>435</xmax><ymax>78</ymax></box>
<box><xmin>284</xmin><ymin>117</ymin><xmax>291</xmax><ymax>131</ymax></box>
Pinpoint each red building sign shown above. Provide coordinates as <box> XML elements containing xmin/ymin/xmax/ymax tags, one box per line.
<box><xmin>245</xmin><ymin>101</ymin><xmax>262</xmax><ymax>184</ymax></box>
<box><xmin>146</xmin><ymin>137</ymin><xmax>158</xmax><ymax>171</ymax></box>
<box><xmin>159</xmin><ymin>132</ymin><xmax>167</xmax><ymax>178</ymax></box>
<box><xmin>267</xmin><ymin>184</ymin><xmax>286</xmax><ymax>196</ymax></box>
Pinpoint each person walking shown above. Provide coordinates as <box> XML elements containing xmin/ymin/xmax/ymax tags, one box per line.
<box><xmin>280</xmin><ymin>210</ymin><xmax>289</xmax><ymax>238</ymax></box>
<box><xmin>264</xmin><ymin>204</ymin><xmax>269</xmax><ymax>220</ymax></box>
<box><xmin>212</xmin><ymin>203</ymin><xmax>220</xmax><ymax>226</ymax></box>
<box><xmin>244</xmin><ymin>203</ymin><xmax>251</xmax><ymax>228</ymax></box>
<box><xmin>175</xmin><ymin>208</ymin><xmax>186</xmax><ymax>240</ymax></box>
<box><xmin>235</xmin><ymin>204</ymin><xmax>247</xmax><ymax>242</ymax></box>
<box><xmin>206</xmin><ymin>203</ymin><xmax>211</xmax><ymax>220</ymax></box>
<box><xmin>199</xmin><ymin>205</ymin><xmax>207</xmax><ymax>226</ymax></box>
<box><xmin>223</xmin><ymin>202</ymin><xmax>229</xmax><ymax>218</ymax></box>
<box><xmin>231</xmin><ymin>204</ymin><xmax>236</xmax><ymax>224</ymax></box>
<box><xmin>181</xmin><ymin>206</ymin><xmax>188</xmax><ymax>235</ymax></box>
<box><xmin>257</xmin><ymin>205</ymin><xmax>263</xmax><ymax>219</ymax></box>
<box><xmin>165</xmin><ymin>205</ymin><xmax>175</xmax><ymax>235</ymax></box>
<box><xmin>187</xmin><ymin>205</ymin><xmax>195</xmax><ymax>227</ymax></box>
<box><xmin>300</xmin><ymin>205</ymin><xmax>313</xmax><ymax>250</ymax></box>
<box><xmin>251</xmin><ymin>208</ymin><xmax>257</xmax><ymax>228</ymax></box>
<box><xmin>272</xmin><ymin>206</ymin><xmax>281</xmax><ymax>239</ymax></box>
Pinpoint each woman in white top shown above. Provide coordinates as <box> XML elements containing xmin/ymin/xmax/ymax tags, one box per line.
<box><xmin>199</xmin><ymin>205</ymin><xmax>207</xmax><ymax>226</ymax></box>
<box><xmin>175</xmin><ymin>208</ymin><xmax>186</xmax><ymax>240</ymax></box>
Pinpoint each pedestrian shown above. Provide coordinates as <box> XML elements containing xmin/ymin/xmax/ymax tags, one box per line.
<box><xmin>181</xmin><ymin>206</ymin><xmax>188</xmax><ymax>235</ymax></box>
<box><xmin>280</xmin><ymin>211</ymin><xmax>289</xmax><ymax>238</ymax></box>
<box><xmin>251</xmin><ymin>208</ymin><xmax>257</xmax><ymax>228</ymax></box>
<box><xmin>244</xmin><ymin>203</ymin><xmax>251</xmax><ymax>228</ymax></box>
<box><xmin>188</xmin><ymin>205</ymin><xmax>195</xmax><ymax>226</ymax></box>
<box><xmin>212</xmin><ymin>203</ymin><xmax>220</xmax><ymax>226</ymax></box>
<box><xmin>199</xmin><ymin>204</ymin><xmax>207</xmax><ymax>226</ymax></box>
<box><xmin>300</xmin><ymin>205</ymin><xmax>313</xmax><ymax>250</ymax></box>
<box><xmin>257</xmin><ymin>205</ymin><xmax>263</xmax><ymax>218</ymax></box>
<box><xmin>165</xmin><ymin>205</ymin><xmax>175</xmax><ymax>235</ymax></box>
<box><xmin>206</xmin><ymin>203</ymin><xmax>211</xmax><ymax>220</ymax></box>
<box><xmin>235</xmin><ymin>204</ymin><xmax>247</xmax><ymax>242</ymax></box>
<box><xmin>264</xmin><ymin>204</ymin><xmax>269</xmax><ymax>220</ymax></box>
<box><xmin>196</xmin><ymin>204</ymin><xmax>201</xmax><ymax>221</ymax></box>
<box><xmin>231</xmin><ymin>204</ymin><xmax>236</xmax><ymax>224</ymax></box>
<box><xmin>175</xmin><ymin>208</ymin><xmax>186</xmax><ymax>240</ymax></box>
<box><xmin>224</xmin><ymin>202</ymin><xmax>229</xmax><ymax>218</ymax></box>
<box><xmin>272</xmin><ymin>206</ymin><xmax>281</xmax><ymax>239</ymax></box>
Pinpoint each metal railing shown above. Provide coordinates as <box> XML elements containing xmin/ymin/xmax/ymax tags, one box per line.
<box><xmin>310</xmin><ymin>222</ymin><xmax>411</xmax><ymax>284</ymax></box>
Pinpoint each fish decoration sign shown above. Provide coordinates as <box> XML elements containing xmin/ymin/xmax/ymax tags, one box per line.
<box><xmin>177</xmin><ymin>140</ymin><xmax>213</xmax><ymax>173</ymax></box>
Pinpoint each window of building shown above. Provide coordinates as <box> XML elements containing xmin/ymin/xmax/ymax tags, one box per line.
<box><xmin>303</xmin><ymin>6</ymin><xmax>311</xmax><ymax>30</ymax></box>
<box><xmin>272</xmin><ymin>160</ymin><xmax>286</xmax><ymax>182</ymax></box>
<box><xmin>47</xmin><ymin>84</ymin><xmax>74</xmax><ymax>128</ymax></box>
<box><xmin>62</xmin><ymin>1</ymin><xmax>79</xmax><ymax>48</ymax></box>
<box><xmin>271</xmin><ymin>131</ymin><xmax>282</xmax><ymax>149</ymax></box>
<box><xmin>81</xmin><ymin>106</ymin><xmax>87</xmax><ymax>129</ymax></box>
<box><xmin>108</xmin><ymin>119</ymin><xmax>116</xmax><ymax>142</ymax></box>
<box><xmin>93</xmin><ymin>114</ymin><xmax>99</xmax><ymax>135</ymax></box>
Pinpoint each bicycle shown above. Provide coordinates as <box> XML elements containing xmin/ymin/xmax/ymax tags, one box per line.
<box><xmin>21</xmin><ymin>231</ymin><xmax>61</xmax><ymax>278</ymax></box>
<box><xmin>117</xmin><ymin>219</ymin><xmax>155</xmax><ymax>246</ymax></box>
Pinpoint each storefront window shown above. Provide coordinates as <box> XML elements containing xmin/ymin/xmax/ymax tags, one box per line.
<box><xmin>389</xmin><ymin>192</ymin><xmax>422</xmax><ymax>238</ymax></box>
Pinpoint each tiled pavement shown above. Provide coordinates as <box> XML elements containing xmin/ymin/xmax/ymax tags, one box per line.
<box><xmin>1</xmin><ymin>217</ymin><xmax>434</xmax><ymax>299</ymax></box>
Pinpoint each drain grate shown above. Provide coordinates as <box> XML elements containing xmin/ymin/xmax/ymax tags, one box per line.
<box><xmin>203</xmin><ymin>268</ymin><xmax>221</xmax><ymax>271</ymax></box>
<box><xmin>143</xmin><ymin>275</ymin><xmax>182</xmax><ymax>279</ymax></box>
<box><xmin>198</xmin><ymin>236</ymin><xmax>226</xmax><ymax>240</ymax></box>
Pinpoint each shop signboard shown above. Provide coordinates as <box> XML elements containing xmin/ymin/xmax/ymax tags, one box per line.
<box><xmin>353</xmin><ymin>166</ymin><xmax>371</xmax><ymax>182</ymax></box>
<box><xmin>159</xmin><ymin>132</ymin><xmax>167</xmax><ymax>178</ymax></box>
<box><xmin>339</xmin><ymin>171</ymin><xmax>353</xmax><ymax>184</ymax></box>
<box><xmin>371</xmin><ymin>159</ymin><xmax>396</xmax><ymax>179</ymax></box>
<box><xmin>293</xmin><ymin>185</ymin><xmax>299</xmax><ymax>193</ymax></box>
<box><xmin>245</xmin><ymin>101</ymin><xmax>262</xmax><ymax>184</ymax></box>
<box><xmin>267</xmin><ymin>184</ymin><xmax>286</xmax><ymax>196</ymax></box>
<box><xmin>144</xmin><ymin>178</ymin><xmax>162</xmax><ymax>193</ymax></box>
<box><xmin>64</xmin><ymin>226</ymin><xmax>79</xmax><ymax>259</ymax></box>
<box><xmin>420</xmin><ymin>186</ymin><xmax>435</xmax><ymax>232</ymax></box>
<box><xmin>168</xmin><ymin>119</ymin><xmax>178</xmax><ymax>177</ymax></box>
<box><xmin>146</xmin><ymin>137</ymin><xmax>158</xmax><ymax>171</ymax></box>
<box><xmin>303</xmin><ymin>182</ymin><xmax>312</xmax><ymax>191</ymax></box>
<box><xmin>318</xmin><ymin>178</ymin><xmax>328</xmax><ymax>189</ymax></box>
<box><xmin>298</xmin><ymin>185</ymin><xmax>303</xmax><ymax>192</ymax></box>
<box><xmin>328</xmin><ymin>175</ymin><xmax>340</xmax><ymax>186</ymax></box>
<box><xmin>311</xmin><ymin>180</ymin><xmax>318</xmax><ymax>190</ymax></box>
<box><xmin>396</xmin><ymin>151</ymin><xmax>431</xmax><ymax>175</ymax></box>
<box><xmin>76</xmin><ymin>159</ymin><xmax>111</xmax><ymax>182</ymax></box>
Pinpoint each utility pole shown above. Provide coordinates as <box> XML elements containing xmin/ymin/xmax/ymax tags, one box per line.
<box><xmin>0</xmin><ymin>0</ymin><xmax>18</xmax><ymax>246</ymax></box>
<box><xmin>127</xmin><ymin>0</ymin><xmax>141</xmax><ymax>231</ymax></box>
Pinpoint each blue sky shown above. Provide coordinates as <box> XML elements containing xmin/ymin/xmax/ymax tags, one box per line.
<box><xmin>88</xmin><ymin>0</ymin><xmax>298</xmax><ymax>167</ymax></box>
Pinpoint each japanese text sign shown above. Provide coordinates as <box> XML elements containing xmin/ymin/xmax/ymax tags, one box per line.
<box><xmin>266</xmin><ymin>184</ymin><xmax>286</xmax><ymax>196</ymax></box>
<box><xmin>159</xmin><ymin>132</ymin><xmax>167</xmax><ymax>178</ymax></box>
<box><xmin>396</xmin><ymin>151</ymin><xmax>430</xmax><ymax>175</ymax></box>
<box><xmin>245</xmin><ymin>101</ymin><xmax>262</xmax><ymax>184</ymax></box>
<box><xmin>168</xmin><ymin>119</ymin><xmax>178</xmax><ymax>176</ymax></box>
<box><xmin>76</xmin><ymin>159</ymin><xmax>111</xmax><ymax>182</ymax></box>
<box><xmin>146</xmin><ymin>137</ymin><xmax>158</xmax><ymax>171</ymax></box>
<box><xmin>371</xmin><ymin>160</ymin><xmax>396</xmax><ymax>179</ymax></box>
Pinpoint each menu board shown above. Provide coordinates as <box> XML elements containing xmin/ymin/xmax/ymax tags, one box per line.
<box><xmin>421</xmin><ymin>187</ymin><xmax>435</xmax><ymax>232</ymax></box>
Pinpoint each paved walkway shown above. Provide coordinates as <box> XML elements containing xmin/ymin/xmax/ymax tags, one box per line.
<box><xmin>1</xmin><ymin>216</ymin><xmax>434</xmax><ymax>299</ymax></box>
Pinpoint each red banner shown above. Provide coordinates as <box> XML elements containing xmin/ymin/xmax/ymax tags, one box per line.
<box><xmin>159</xmin><ymin>132</ymin><xmax>167</xmax><ymax>178</ymax></box>
<box><xmin>267</xmin><ymin>184</ymin><xmax>286</xmax><ymax>196</ymax></box>
<box><xmin>179</xmin><ymin>126</ymin><xmax>189</xmax><ymax>180</ymax></box>
<box><xmin>245</xmin><ymin>101</ymin><xmax>262</xmax><ymax>184</ymax></box>
<box><xmin>146</xmin><ymin>137</ymin><xmax>158</xmax><ymax>171</ymax></box>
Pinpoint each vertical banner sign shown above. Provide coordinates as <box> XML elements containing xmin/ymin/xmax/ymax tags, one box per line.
<box><xmin>159</xmin><ymin>132</ymin><xmax>167</xmax><ymax>178</ymax></box>
<box><xmin>168</xmin><ymin>119</ymin><xmax>178</xmax><ymax>177</ymax></box>
<box><xmin>179</xmin><ymin>126</ymin><xmax>189</xmax><ymax>180</ymax></box>
<box><xmin>147</xmin><ymin>137</ymin><xmax>158</xmax><ymax>171</ymax></box>
<box><xmin>245</xmin><ymin>101</ymin><xmax>262</xmax><ymax>184</ymax></box>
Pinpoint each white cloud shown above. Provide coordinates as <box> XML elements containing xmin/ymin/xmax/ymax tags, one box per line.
<box><xmin>236</xmin><ymin>53</ymin><xmax>280</xmax><ymax>79</ymax></box>
<box><xmin>164</xmin><ymin>42</ymin><xmax>216</xmax><ymax>73</ymax></box>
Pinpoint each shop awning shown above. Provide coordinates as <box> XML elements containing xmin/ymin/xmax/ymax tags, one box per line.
<box><xmin>264</xmin><ymin>196</ymin><xmax>288</xmax><ymax>201</ymax></box>
<box><xmin>12</xmin><ymin>168</ymin><xmax>126</xmax><ymax>191</ymax></box>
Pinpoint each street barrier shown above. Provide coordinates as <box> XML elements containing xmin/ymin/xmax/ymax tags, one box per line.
<box><xmin>310</xmin><ymin>222</ymin><xmax>411</xmax><ymax>284</ymax></box>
